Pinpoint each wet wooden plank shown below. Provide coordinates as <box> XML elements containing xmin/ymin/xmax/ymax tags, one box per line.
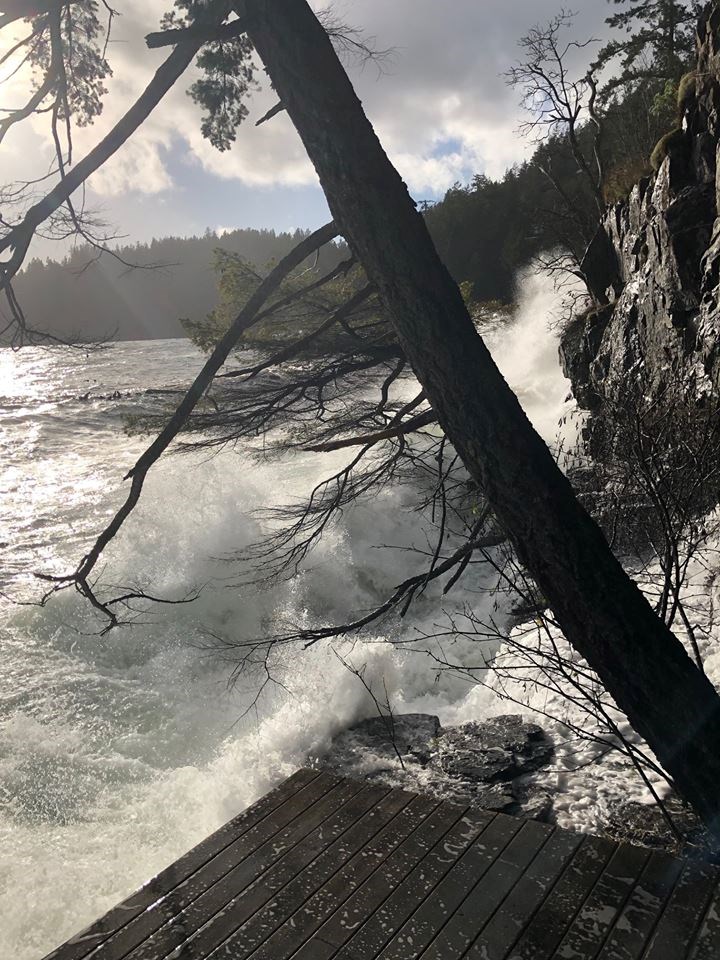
<box><xmin>290</xmin><ymin>799</ymin><xmax>470</xmax><ymax>960</ymax></box>
<box><xmin>552</xmin><ymin>842</ymin><xmax>650</xmax><ymax>959</ymax></box>
<box><xmin>159</xmin><ymin>782</ymin><xmax>395</xmax><ymax>960</ymax></box>
<box><xmin>418</xmin><ymin>819</ymin><xmax>552</xmax><ymax>960</ymax></box>
<box><xmin>690</xmin><ymin>878</ymin><xmax>720</xmax><ymax>960</ymax></box>
<box><xmin>43</xmin><ymin>770</ymin><xmax>720</xmax><ymax>960</ymax></box>
<box><xmin>334</xmin><ymin>806</ymin><xmax>499</xmax><ymax>960</ymax></box>
<box><xmin>93</xmin><ymin>771</ymin><xmax>342</xmax><ymax>960</ymax></box>
<box><xmin>464</xmin><ymin>827</ymin><xmax>583</xmax><ymax>960</ymax></box>
<box><xmin>208</xmin><ymin>786</ymin><xmax>419</xmax><ymax>959</ymax></box>
<box><xmin>41</xmin><ymin>768</ymin><xmax>321</xmax><ymax>960</ymax></box>
<box><xmin>122</xmin><ymin>774</ymin><xmax>360</xmax><ymax>960</ymax></box>
<box><xmin>506</xmin><ymin>835</ymin><xmax>617</xmax><ymax>960</ymax></box>
<box><xmin>597</xmin><ymin>851</ymin><xmax>683</xmax><ymax>960</ymax></box>
<box><xmin>642</xmin><ymin>861</ymin><xmax>720</xmax><ymax>960</ymax></box>
<box><xmin>246</xmin><ymin>793</ymin><xmax>440</xmax><ymax>960</ymax></box>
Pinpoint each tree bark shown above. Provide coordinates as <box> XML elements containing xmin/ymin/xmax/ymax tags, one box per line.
<box><xmin>242</xmin><ymin>0</ymin><xmax>720</xmax><ymax>833</ymax></box>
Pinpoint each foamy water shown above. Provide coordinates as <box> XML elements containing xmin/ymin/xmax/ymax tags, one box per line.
<box><xmin>0</xmin><ymin>274</ymin><xmax>573</xmax><ymax>959</ymax></box>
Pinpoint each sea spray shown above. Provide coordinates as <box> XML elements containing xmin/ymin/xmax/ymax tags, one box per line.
<box><xmin>0</xmin><ymin>269</ymin><xmax>572</xmax><ymax>959</ymax></box>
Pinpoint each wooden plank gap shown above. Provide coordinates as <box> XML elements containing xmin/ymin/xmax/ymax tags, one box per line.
<box><xmin>552</xmin><ymin>841</ymin><xmax>651</xmax><ymax>960</ymax></box>
<box><xmin>333</xmin><ymin>805</ymin><xmax>498</xmax><ymax>959</ymax></box>
<box><xmin>186</xmin><ymin>783</ymin><xmax>397</xmax><ymax>960</ymax></box>
<box><xmin>416</xmin><ymin>817</ymin><xmax>552</xmax><ymax>960</ymax></box>
<box><xmin>105</xmin><ymin>773</ymin><xmax>351</xmax><ymax>960</ymax></box>
<box><xmin>462</xmin><ymin>826</ymin><xmax>584</xmax><ymax>960</ymax></box>
<box><xmin>208</xmin><ymin>785</ymin><xmax>418</xmax><ymax>960</ymax></box>
<box><xmin>289</xmin><ymin>797</ymin><xmax>471</xmax><ymax>959</ymax></box>
<box><xmin>505</xmin><ymin>834</ymin><xmax>618</xmax><ymax>959</ymax></box>
<box><xmin>596</xmin><ymin>850</ymin><xmax>684</xmax><ymax>960</ymax></box>
<box><xmin>642</xmin><ymin>860</ymin><xmax>720</xmax><ymax>960</ymax></box>
<box><xmin>687</xmin><ymin>873</ymin><xmax>720</xmax><ymax>960</ymax></box>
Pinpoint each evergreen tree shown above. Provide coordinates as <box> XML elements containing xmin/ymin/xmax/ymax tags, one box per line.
<box><xmin>595</xmin><ymin>1</ymin><xmax>702</xmax><ymax>95</ymax></box>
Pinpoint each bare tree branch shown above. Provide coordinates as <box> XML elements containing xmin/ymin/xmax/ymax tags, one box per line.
<box><xmin>145</xmin><ymin>18</ymin><xmax>248</xmax><ymax>50</ymax></box>
<box><xmin>305</xmin><ymin>409</ymin><xmax>437</xmax><ymax>452</ymax></box>
<box><xmin>0</xmin><ymin>8</ymin><xmax>227</xmax><ymax>302</ymax></box>
<box><xmin>36</xmin><ymin>221</ymin><xmax>338</xmax><ymax>627</ymax></box>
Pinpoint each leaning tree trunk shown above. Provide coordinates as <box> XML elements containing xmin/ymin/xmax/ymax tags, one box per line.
<box><xmin>243</xmin><ymin>0</ymin><xmax>720</xmax><ymax>832</ymax></box>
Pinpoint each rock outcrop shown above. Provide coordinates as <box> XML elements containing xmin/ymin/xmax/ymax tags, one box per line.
<box><xmin>318</xmin><ymin>713</ymin><xmax>555</xmax><ymax>820</ymax></box>
<box><xmin>560</xmin><ymin>4</ymin><xmax>720</xmax><ymax>413</ymax></box>
<box><xmin>603</xmin><ymin>795</ymin><xmax>720</xmax><ymax>863</ymax></box>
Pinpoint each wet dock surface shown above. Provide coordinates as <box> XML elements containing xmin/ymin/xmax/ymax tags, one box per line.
<box><xmin>42</xmin><ymin>768</ymin><xmax>720</xmax><ymax>959</ymax></box>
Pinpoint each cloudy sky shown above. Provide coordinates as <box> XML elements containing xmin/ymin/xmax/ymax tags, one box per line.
<box><xmin>2</xmin><ymin>0</ymin><xmax>609</xmax><ymax>256</ymax></box>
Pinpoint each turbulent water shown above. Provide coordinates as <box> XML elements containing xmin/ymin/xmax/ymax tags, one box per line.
<box><xmin>0</xmin><ymin>273</ymin><xmax>571</xmax><ymax>959</ymax></box>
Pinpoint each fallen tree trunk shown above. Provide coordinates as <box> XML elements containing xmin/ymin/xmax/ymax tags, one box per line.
<box><xmin>243</xmin><ymin>0</ymin><xmax>720</xmax><ymax>832</ymax></box>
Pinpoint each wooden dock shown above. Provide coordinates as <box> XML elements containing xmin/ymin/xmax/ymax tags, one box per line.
<box><xmin>42</xmin><ymin>768</ymin><xmax>720</xmax><ymax>960</ymax></box>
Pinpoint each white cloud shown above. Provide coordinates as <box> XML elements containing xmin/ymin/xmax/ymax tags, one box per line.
<box><xmin>0</xmin><ymin>0</ymin><xmax>610</xmax><ymax>238</ymax></box>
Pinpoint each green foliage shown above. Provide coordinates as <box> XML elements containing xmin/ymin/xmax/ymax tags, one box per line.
<box><xmin>458</xmin><ymin>280</ymin><xmax>475</xmax><ymax>306</ymax></box>
<box><xmin>594</xmin><ymin>1</ymin><xmax>701</xmax><ymax>96</ymax></box>
<box><xmin>651</xmin><ymin>78</ymin><xmax>681</xmax><ymax>122</ymax></box>
<box><xmin>192</xmin><ymin>38</ymin><xmax>257</xmax><ymax>150</ymax></box>
<box><xmin>602</xmin><ymin>156</ymin><xmax>652</xmax><ymax>203</ymax></box>
<box><xmin>600</xmin><ymin>78</ymin><xmax>678</xmax><ymax>199</ymax></box>
<box><xmin>677</xmin><ymin>70</ymin><xmax>698</xmax><ymax>112</ymax></box>
<box><xmin>162</xmin><ymin>2</ymin><xmax>257</xmax><ymax>150</ymax></box>
<box><xmin>181</xmin><ymin>249</ymin><xmax>253</xmax><ymax>351</ymax></box>
<box><xmin>183</xmin><ymin>247</ymin><xmax>380</xmax><ymax>355</ymax></box>
<box><xmin>30</xmin><ymin>1</ymin><xmax>111</xmax><ymax>125</ymax></box>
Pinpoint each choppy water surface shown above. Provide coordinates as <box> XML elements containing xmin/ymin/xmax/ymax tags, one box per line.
<box><xmin>0</xmin><ymin>275</ymin><xmax>570</xmax><ymax>959</ymax></box>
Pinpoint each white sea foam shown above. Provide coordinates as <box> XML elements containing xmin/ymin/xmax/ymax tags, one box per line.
<box><xmin>0</xmin><ymin>269</ymin><xmax>633</xmax><ymax>959</ymax></box>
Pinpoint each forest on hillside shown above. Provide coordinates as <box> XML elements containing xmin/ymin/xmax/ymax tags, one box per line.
<box><xmin>11</xmin><ymin>25</ymin><xmax>693</xmax><ymax>345</ymax></box>
<box><xmin>10</xmin><ymin>228</ymin><xmax>346</xmax><ymax>342</ymax></box>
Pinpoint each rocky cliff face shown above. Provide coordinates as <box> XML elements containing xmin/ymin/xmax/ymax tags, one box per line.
<box><xmin>560</xmin><ymin>4</ymin><xmax>720</xmax><ymax>412</ymax></box>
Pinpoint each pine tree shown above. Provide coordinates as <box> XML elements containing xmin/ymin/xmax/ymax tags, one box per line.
<box><xmin>595</xmin><ymin>1</ymin><xmax>702</xmax><ymax>94</ymax></box>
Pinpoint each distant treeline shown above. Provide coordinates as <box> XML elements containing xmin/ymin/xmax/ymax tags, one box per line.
<box><xmin>9</xmin><ymin>173</ymin><xmax>577</xmax><ymax>345</ymax></box>
<box><xmin>10</xmin><ymin>228</ymin><xmax>347</xmax><ymax>344</ymax></box>
<box><xmin>9</xmin><ymin>67</ymin><xmax>677</xmax><ymax>344</ymax></box>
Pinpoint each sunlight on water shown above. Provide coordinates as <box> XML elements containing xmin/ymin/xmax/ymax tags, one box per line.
<box><xmin>0</xmin><ymin>274</ymin><xmax>571</xmax><ymax>959</ymax></box>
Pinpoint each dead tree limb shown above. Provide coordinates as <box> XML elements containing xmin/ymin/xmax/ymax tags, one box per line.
<box><xmin>255</xmin><ymin>100</ymin><xmax>286</xmax><ymax>126</ymax></box>
<box><xmin>145</xmin><ymin>18</ymin><xmax>248</xmax><ymax>50</ymax></box>
<box><xmin>305</xmin><ymin>409</ymin><xmax>437</xmax><ymax>452</ymax></box>
<box><xmin>37</xmin><ymin>221</ymin><xmax>338</xmax><ymax>623</ymax></box>
<box><xmin>215</xmin><ymin>283</ymin><xmax>375</xmax><ymax>382</ymax></box>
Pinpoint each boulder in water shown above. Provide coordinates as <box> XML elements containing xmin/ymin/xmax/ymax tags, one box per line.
<box><xmin>603</xmin><ymin>795</ymin><xmax>720</xmax><ymax>862</ymax></box>
<box><xmin>318</xmin><ymin>712</ymin><xmax>555</xmax><ymax>821</ymax></box>
<box><xmin>320</xmin><ymin>713</ymin><xmax>441</xmax><ymax>779</ymax></box>
<box><xmin>433</xmin><ymin>715</ymin><xmax>554</xmax><ymax>782</ymax></box>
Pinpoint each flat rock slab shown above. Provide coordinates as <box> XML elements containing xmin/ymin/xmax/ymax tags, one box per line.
<box><xmin>332</xmin><ymin>713</ymin><xmax>441</xmax><ymax>766</ymax></box>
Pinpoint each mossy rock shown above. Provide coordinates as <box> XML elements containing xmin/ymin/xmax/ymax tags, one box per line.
<box><xmin>650</xmin><ymin>127</ymin><xmax>685</xmax><ymax>172</ymax></box>
<box><xmin>603</xmin><ymin>157</ymin><xmax>652</xmax><ymax>204</ymax></box>
<box><xmin>677</xmin><ymin>71</ymin><xmax>697</xmax><ymax>114</ymax></box>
